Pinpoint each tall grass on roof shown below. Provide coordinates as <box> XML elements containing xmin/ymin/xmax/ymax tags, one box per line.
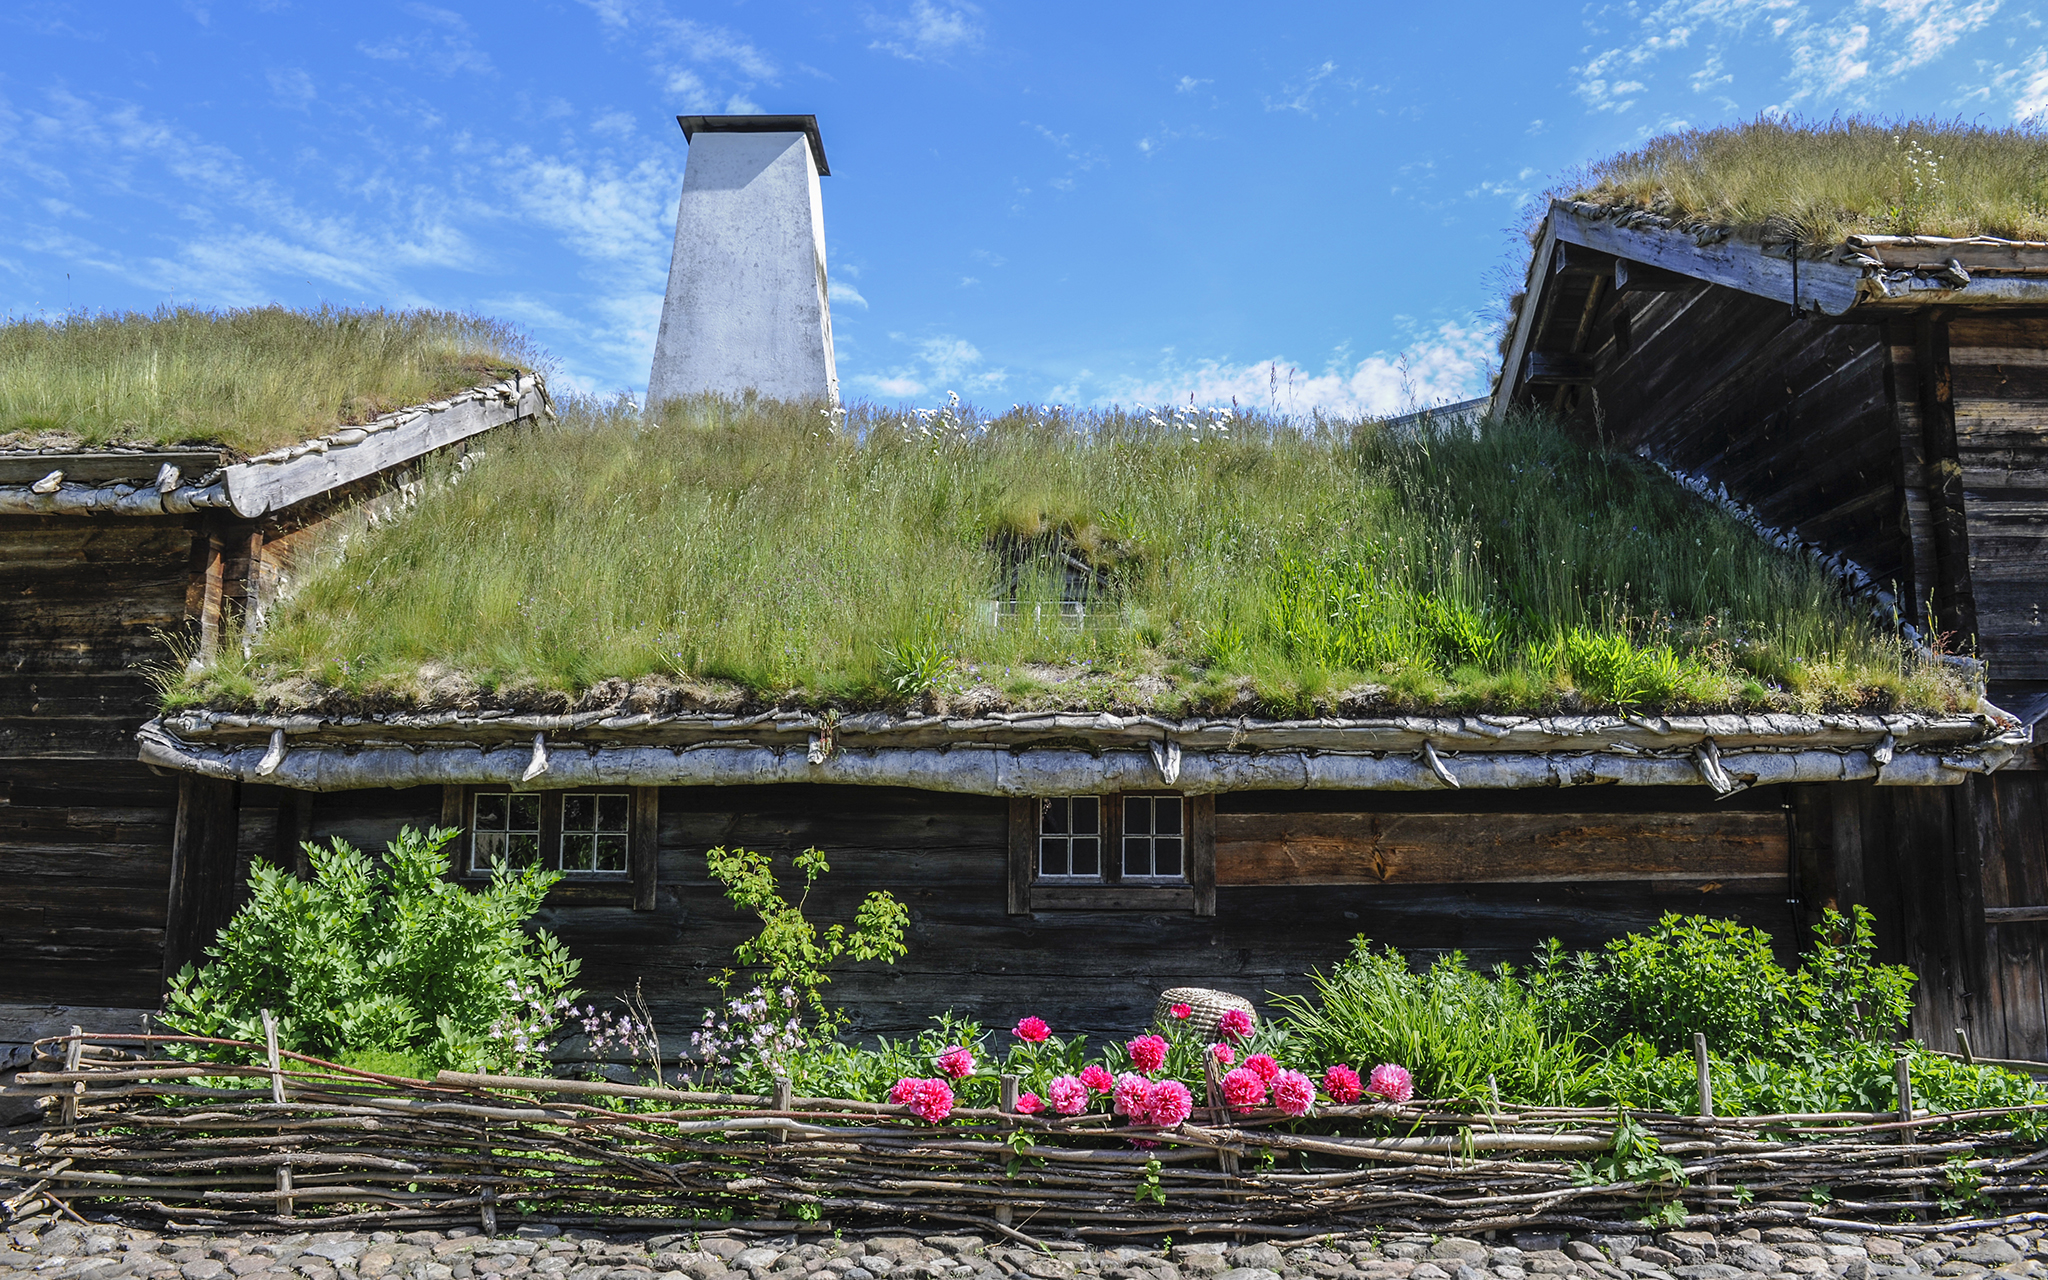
<box><xmin>1564</xmin><ymin>115</ymin><xmax>2048</xmax><ymax>244</ymax></box>
<box><xmin>185</xmin><ymin>396</ymin><xmax>1960</xmax><ymax>716</ymax></box>
<box><xmin>0</xmin><ymin>306</ymin><xmax>538</xmax><ymax>456</ymax></box>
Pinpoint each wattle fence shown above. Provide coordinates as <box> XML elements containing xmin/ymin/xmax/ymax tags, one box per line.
<box><xmin>6</xmin><ymin>1030</ymin><xmax>2048</xmax><ymax>1240</ymax></box>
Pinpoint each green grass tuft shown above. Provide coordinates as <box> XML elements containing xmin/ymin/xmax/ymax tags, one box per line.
<box><xmin>0</xmin><ymin>305</ymin><xmax>540</xmax><ymax>456</ymax></box>
<box><xmin>1562</xmin><ymin>114</ymin><xmax>2048</xmax><ymax>244</ymax></box>
<box><xmin>175</xmin><ymin>395</ymin><xmax>1964</xmax><ymax>717</ymax></box>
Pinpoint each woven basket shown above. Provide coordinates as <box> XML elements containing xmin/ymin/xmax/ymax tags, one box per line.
<box><xmin>1153</xmin><ymin>986</ymin><xmax>1256</xmax><ymax>1038</ymax></box>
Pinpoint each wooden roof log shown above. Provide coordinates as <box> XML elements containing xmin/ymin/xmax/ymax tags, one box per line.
<box><xmin>1551</xmin><ymin>242</ymin><xmax>1616</xmax><ymax>277</ymax></box>
<box><xmin>1523</xmin><ymin>351</ymin><xmax>1597</xmax><ymax>386</ymax></box>
<box><xmin>1613</xmin><ymin>258</ymin><xmax>1691</xmax><ymax>293</ymax></box>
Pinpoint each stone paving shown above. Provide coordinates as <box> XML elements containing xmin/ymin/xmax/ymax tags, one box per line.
<box><xmin>1</xmin><ymin>1221</ymin><xmax>2044</xmax><ymax>1280</ymax></box>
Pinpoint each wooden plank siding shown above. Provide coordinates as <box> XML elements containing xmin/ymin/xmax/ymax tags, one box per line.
<box><xmin>1948</xmin><ymin>316</ymin><xmax>2048</xmax><ymax>677</ymax></box>
<box><xmin>1556</xmin><ymin>284</ymin><xmax>1911</xmax><ymax>604</ymax></box>
<box><xmin>283</xmin><ymin>782</ymin><xmax>1797</xmax><ymax>1042</ymax></box>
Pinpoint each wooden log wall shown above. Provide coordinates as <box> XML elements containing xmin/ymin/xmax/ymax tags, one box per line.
<box><xmin>1942</xmin><ymin>314</ymin><xmax>2048</xmax><ymax>676</ymax></box>
<box><xmin>0</xmin><ymin>515</ymin><xmax>196</xmax><ymax>1007</ymax></box>
<box><xmin>1558</xmin><ymin>280</ymin><xmax>1909</xmax><ymax>602</ymax></box>
<box><xmin>274</xmin><ymin>782</ymin><xmax>1796</xmax><ymax>1044</ymax></box>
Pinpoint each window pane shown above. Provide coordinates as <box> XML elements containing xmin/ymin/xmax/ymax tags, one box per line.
<box><xmin>1124</xmin><ymin>836</ymin><xmax>1150</xmax><ymax>878</ymax></box>
<box><xmin>1125</xmin><ymin>796</ymin><xmax>1152</xmax><ymax>834</ymax></box>
<box><xmin>1071</xmin><ymin>836</ymin><xmax>1099</xmax><ymax>877</ymax></box>
<box><xmin>594</xmin><ymin>834</ymin><xmax>628</xmax><ymax>872</ymax></box>
<box><xmin>562</xmin><ymin>832</ymin><xmax>595</xmax><ymax>871</ymax></box>
<box><xmin>472</xmin><ymin>830</ymin><xmax>504</xmax><ymax>871</ymax></box>
<box><xmin>564</xmin><ymin>794</ymin><xmax>594</xmax><ymax>831</ymax></box>
<box><xmin>1155</xmin><ymin>797</ymin><xmax>1183</xmax><ymax>836</ymax></box>
<box><xmin>1040</xmin><ymin>798</ymin><xmax>1068</xmax><ymax>836</ymax></box>
<box><xmin>597</xmin><ymin>794</ymin><xmax>630</xmax><ymax>831</ymax></box>
<box><xmin>1040</xmin><ymin>837</ymin><xmax>1068</xmax><ymax>877</ymax></box>
<box><xmin>507</xmin><ymin>833</ymin><xmax>539</xmax><ymax>868</ymax></box>
<box><xmin>509</xmin><ymin>793</ymin><xmax>541</xmax><ymax>831</ymax></box>
<box><xmin>1072</xmin><ymin>796</ymin><xmax>1099</xmax><ymax>835</ymax></box>
<box><xmin>474</xmin><ymin>793</ymin><xmax>506</xmax><ymax>830</ymax></box>
<box><xmin>1154</xmin><ymin>838</ymin><xmax>1183</xmax><ymax>878</ymax></box>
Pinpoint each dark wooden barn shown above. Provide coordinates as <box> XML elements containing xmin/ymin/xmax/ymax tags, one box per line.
<box><xmin>0</xmin><ymin>375</ymin><xmax>550</xmax><ymax>1042</ymax></box>
<box><xmin>1495</xmin><ymin>197</ymin><xmax>2048</xmax><ymax>1058</ymax></box>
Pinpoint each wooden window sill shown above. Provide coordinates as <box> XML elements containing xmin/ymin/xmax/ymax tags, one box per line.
<box><xmin>1028</xmin><ymin>884</ymin><xmax>1194</xmax><ymax>912</ymax></box>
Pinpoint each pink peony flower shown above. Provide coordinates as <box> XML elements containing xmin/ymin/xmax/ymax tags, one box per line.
<box><xmin>1171</xmin><ymin>1003</ymin><xmax>1193</xmax><ymax>1020</ymax></box>
<box><xmin>893</xmin><ymin>1077</ymin><xmax>955</xmax><ymax>1123</ymax></box>
<box><xmin>1047</xmin><ymin>1075</ymin><xmax>1090</xmax><ymax>1115</ymax></box>
<box><xmin>1209</xmin><ymin>1042</ymin><xmax>1235</xmax><ymax>1066</ymax></box>
<box><xmin>1127</xmin><ymin>1034</ymin><xmax>1169</xmax><ymax>1074</ymax></box>
<box><xmin>1367</xmin><ymin>1063</ymin><xmax>1414</xmax><ymax>1103</ymax></box>
<box><xmin>1323</xmin><ymin>1063</ymin><xmax>1363</xmax><ymax>1105</ymax></box>
<box><xmin>1145</xmin><ymin>1078</ymin><xmax>1194</xmax><ymax>1127</ymax></box>
<box><xmin>936</xmin><ymin>1045</ymin><xmax>975</xmax><ymax>1079</ymax></box>
<box><xmin>1271</xmin><ymin>1069</ymin><xmax>1315</xmax><ymax>1117</ymax></box>
<box><xmin>1243</xmin><ymin>1053</ymin><xmax>1280</xmax><ymax>1083</ymax></box>
<box><xmin>1014</xmin><ymin>1091</ymin><xmax>1044</xmax><ymax>1115</ymax></box>
<box><xmin>1221</xmin><ymin>1066</ymin><xmax>1266</xmax><ymax>1112</ymax></box>
<box><xmin>1217</xmin><ymin>1008</ymin><xmax>1255</xmax><ymax>1040</ymax></box>
<box><xmin>1012</xmin><ymin>1016</ymin><xmax>1051</xmax><ymax>1044</ymax></box>
<box><xmin>1080</xmin><ymin>1064</ymin><xmax>1115</xmax><ymax>1094</ymax></box>
<box><xmin>1112</xmin><ymin>1072</ymin><xmax>1151</xmax><ymax>1120</ymax></box>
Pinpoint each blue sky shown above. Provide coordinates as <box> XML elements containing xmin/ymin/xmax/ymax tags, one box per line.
<box><xmin>6</xmin><ymin>0</ymin><xmax>2047</xmax><ymax>414</ymax></box>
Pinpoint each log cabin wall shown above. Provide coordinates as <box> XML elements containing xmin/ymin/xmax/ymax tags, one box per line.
<box><xmin>1555</xmin><ymin>280</ymin><xmax>1910</xmax><ymax>603</ymax></box>
<box><xmin>271</xmin><ymin>781</ymin><xmax>1797</xmax><ymax>1043</ymax></box>
<box><xmin>0</xmin><ymin>515</ymin><xmax>195</xmax><ymax>1006</ymax></box>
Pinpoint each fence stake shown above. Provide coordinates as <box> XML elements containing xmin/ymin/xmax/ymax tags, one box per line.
<box><xmin>1694</xmin><ymin>1033</ymin><xmax>1718</xmax><ymax>1193</ymax></box>
<box><xmin>1896</xmin><ymin>1053</ymin><xmax>1917</xmax><ymax>1159</ymax></box>
<box><xmin>478</xmin><ymin>1119</ymin><xmax>497</xmax><ymax>1237</ymax></box>
<box><xmin>59</xmin><ymin>1025</ymin><xmax>83</xmax><ymax>1127</ymax></box>
<box><xmin>1956</xmin><ymin>1027</ymin><xmax>1975</xmax><ymax>1065</ymax></box>
<box><xmin>1205</xmin><ymin>1055</ymin><xmax>1239</xmax><ymax>1176</ymax></box>
<box><xmin>772</xmin><ymin>1077</ymin><xmax>794</xmax><ymax>1143</ymax></box>
<box><xmin>261</xmin><ymin>1010</ymin><xmax>294</xmax><ymax>1218</ymax></box>
<box><xmin>996</xmin><ymin>1074</ymin><xmax>1020</xmax><ymax>1225</ymax></box>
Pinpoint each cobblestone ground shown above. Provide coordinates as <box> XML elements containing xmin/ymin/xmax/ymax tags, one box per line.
<box><xmin>1</xmin><ymin>1220</ymin><xmax>2044</xmax><ymax>1280</ymax></box>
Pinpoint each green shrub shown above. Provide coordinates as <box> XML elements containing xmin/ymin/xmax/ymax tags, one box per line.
<box><xmin>160</xmin><ymin>825</ymin><xmax>579</xmax><ymax>1072</ymax></box>
<box><xmin>1271</xmin><ymin>942</ymin><xmax>1590</xmax><ymax>1104</ymax></box>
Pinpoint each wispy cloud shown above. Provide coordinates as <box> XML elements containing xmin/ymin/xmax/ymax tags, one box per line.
<box><xmin>1265</xmin><ymin>60</ymin><xmax>1342</xmax><ymax>115</ymax></box>
<box><xmin>853</xmin><ymin>333</ymin><xmax>1007</xmax><ymax>399</ymax></box>
<box><xmin>828</xmin><ymin>279</ymin><xmax>868</xmax><ymax>309</ymax></box>
<box><xmin>267</xmin><ymin>67</ymin><xmax>316</xmax><ymax>110</ymax></box>
<box><xmin>866</xmin><ymin>1</ymin><xmax>982</xmax><ymax>62</ymax></box>
<box><xmin>358</xmin><ymin>4</ymin><xmax>495</xmax><ymax>76</ymax></box>
<box><xmin>1106</xmin><ymin>321</ymin><xmax>1495</xmax><ymax>418</ymax></box>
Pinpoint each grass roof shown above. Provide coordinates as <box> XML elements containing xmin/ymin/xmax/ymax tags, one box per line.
<box><xmin>0</xmin><ymin>306</ymin><xmax>539</xmax><ymax>458</ymax></box>
<box><xmin>171</xmin><ymin>396</ymin><xmax>1964</xmax><ymax>719</ymax></box>
<box><xmin>1561</xmin><ymin>116</ymin><xmax>2048</xmax><ymax>245</ymax></box>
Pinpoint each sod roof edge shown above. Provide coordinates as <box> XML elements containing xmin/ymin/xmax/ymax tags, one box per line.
<box><xmin>137</xmin><ymin>705</ymin><xmax>2031</xmax><ymax>795</ymax></box>
<box><xmin>0</xmin><ymin>372</ymin><xmax>550</xmax><ymax>518</ymax></box>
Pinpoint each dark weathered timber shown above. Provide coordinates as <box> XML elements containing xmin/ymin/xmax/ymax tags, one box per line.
<box><xmin>1614</xmin><ymin>258</ymin><xmax>1691</xmax><ymax>292</ymax></box>
<box><xmin>1948</xmin><ymin>315</ymin><xmax>2048</xmax><ymax>677</ymax></box>
<box><xmin>1524</xmin><ymin>351</ymin><xmax>1597</xmax><ymax>385</ymax></box>
<box><xmin>163</xmin><ymin>775</ymin><xmax>242</xmax><ymax>983</ymax></box>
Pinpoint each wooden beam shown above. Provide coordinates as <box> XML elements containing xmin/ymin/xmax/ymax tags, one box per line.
<box><xmin>1614</xmin><ymin>258</ymin><xmax>1691</xmax><ymax>293</ymax></box>
<box><xmin>630</xmin><ymin>786</ymin><xmax>660</xmax><ymax>912</ymax></box>
<box><xmin>1986</xmin><ymin>906</ymin><xmax>2048</xmax><ymax>923</ymax></box>
<box><xmin>1028</xmin><ymin>884</ymin><xmax>1195</xmax><ymax>911</ymax></box>
<box><xmin>1523</xmin><ymin>351</ymin><xmax>1597</xmax><ymax>386</ymax></box>
<box><xmin>1187</xmin><ymin>795</ymin><xmax>1216</xmax><ymax>918</ymax></box>
<box><xmin>1915</xmin><ymin>314</ymin><xmax>1979</xmax><ymax>648</ymax></box>
<box><xmin>274</xmin><ymin>791</ymin><xmax>314</xmax><ymax>880</ymax></box>
<box><xmin>1006</xmin><ymin>798</ymin><xmax>1034</xmax><ymax>916</ymax></box>
<box><xmin>1551</xmin><ymin>202</ymin><xmax>1865</xmax><ymax>316</ymax></box>
<box><xmin>1553</xmin><ymin>243</ymin><xmax>1616</xmax><ymax>277</ymax></box>
<box><xmin>1489</xmin><ymin>217</ymin><xmax>1562</xmax><ymax>418</ymax></box>
<box><xmin>185</xmin><ymin>520</ymin><xmax>227</xmax><ymax>662</ymax></box>
<box><xmin>1215</xmin><ymin>810</ymin><xmax>1788</xmax><ymax>886</ymax></box>
<box><xmin>163</xmin><ymin>775</ymin><xmax>240</xmax><ymax>985</ymax></box>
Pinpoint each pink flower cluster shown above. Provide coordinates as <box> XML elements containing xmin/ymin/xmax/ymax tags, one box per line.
<box><xmin>889</xmin><ymin>1076</ymin><xmax>956</xmax><ymax>1123</ymax></box>
<box><xmin>1127</xmin><ymin>1034</ymin><xmax>1169</xmax><ymax>1074</ymax></box>
<box><xmin>1047</xmin><ymin>1075</ymin><xmax>1090</xmax><ymax>1115</ymax></box>
<box><xmin>1217</xmin><ymin>1008</ymin><xmax>1254</xmax><ymax>1040</ymax></box>
<box><xmin>1013</xmin><ymin>1016</ymin><xmax>1051</xmax><ymax>1043</ymax></box>
<box><xmin>1080</xmin><ymin>1064</ymin><xmax>1114</xmax><ymax>1093</ymax></box>
<box><xmin>1367</xmin><ymin>1063</ymin><xmax>1414</xmax><ymax>1103</ymax></box>
<box><xmin>1113</xmin><ymin>1073</ymin><xmax>1194</xmax><ymax>1127</ymax></box>
<box><xmin>935</xmin><ymin>1045</ymin><xmax>975</xmax><ymax>1079</ymax></box>
<box><xmin>1219</xmin><ymin>1057</ymin><xmax>1313</xmax><ymax>1116</ymax></box>
<box><xmin>1323</xmin><ymin>1063</ymin><xmax>1363</xmax><ymax>1104</ymax></box>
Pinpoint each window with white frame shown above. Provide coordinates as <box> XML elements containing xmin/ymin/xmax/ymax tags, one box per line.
<box><xmin>1037</xmin><ymin>796</ymin><xmax>1102</xmax><ymax>878</ymax></box>
<box><xmin>561</xmin><ymin>792</ymin><xmax>631</xmax><ymax>874</ymax></box>
<box><xmin>468</xmin><ymin>790</ymin><xmax>631</xmax><ymax>877</ymax></box>
<box><xmin>470</xmin><ymin>792</ymin><xmax>542</xmax><ymax>872</ymax></box>
<box><xmin>1121</xmin><ymin>794</ymin><xmax>1185</xmax><ymax>879</ymax></box>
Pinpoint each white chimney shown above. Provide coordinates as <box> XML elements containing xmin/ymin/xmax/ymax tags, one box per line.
<box><xmin>647</xmin><ymin>114</ymin><xmax>839</xmax><ymax>409</ymax></box>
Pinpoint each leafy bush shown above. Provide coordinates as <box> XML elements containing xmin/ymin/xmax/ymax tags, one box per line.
<box><xmin>1271</xmin><ymin>943</ymin><xmax>1589</xmax><ymax>1104</ymax></box>
<box><xmin>1529</xmin><ymin>907</ymin><xmax>1912</xmax><ymax>1059</ymax></box>
<box><xmin>161</xmin><ymin>825</ymin><xmax>579</xmax><ymax>1072</ymax></box>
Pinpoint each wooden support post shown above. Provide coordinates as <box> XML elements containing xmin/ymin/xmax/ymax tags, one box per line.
<box><xmin>59</xmin><ymin>1025</ymin><xmax>83</xmax><ymax>1127</ymax></box>
<box><xmin>1695</xmin><ymin>1033</ymin><xmax>1717</xmax><ymax>1192</ymax></box>
<box><xmin>164</xmin><ymin>775</ymin><xmax>241</xmax><ymax>985</ymax></box>
<box><xmin>1896</xmin><ymin>1054</ymin><xmax>1917</xmax><ymax>1156</ymax></box>
<box><xmin>478</xmin><ymin>1119</ymin><xmax>497</xmax><ymax>1237</ymax></box>
<box><xmin>630</xmin><ymin>786</ymin><xmax>660</xmax><ymax>912</ymax></box>
<box><xmin>996</xmin><ymin>1074</ymin><xmax>1020</xmax><ymax>1226</ymax></box>
<box><xmin>1956</xmin><ymin>1027</ymin><xmax>1975</xmax><ymax>1065</ymax></box>
<box><xmin>263</xmin><ymin>1009</ymin><xmax>294</xmax><ymax>1218</ymax></box>
<box><xmin>772</xmin><ymin>1077</ymin><xmax>793</xmax><ymax>1143</ymax></box>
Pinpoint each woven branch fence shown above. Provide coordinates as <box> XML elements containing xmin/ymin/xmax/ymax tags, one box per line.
<box><xmin>6</xmin><ymin>1030</ymin><xmax>2048</xmax><ymax>1242</ymax></box>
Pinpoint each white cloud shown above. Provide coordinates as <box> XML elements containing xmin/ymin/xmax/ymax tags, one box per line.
<box><xmin>867</xmin><ymin>1</ymin><xmax>983</xmax><ymax>62</ymax></box>
<box><xmin>357</xmin><ymin>4</ymin><xmax>495</xmax><ymax>75</ymax></box>
<box><xmin>267</xmin><ymin>67</ymin><xmax>315</xmax><ymax>110</ymax></box>
<box><xmin>1265</xmin><ymin>60</ymin><xmax>1339</xmax><ymax>115</ymax></box>
<box><xmin>851</xmin><ymin>333</ymin><xmax>1008</xmax><ymax>400</ymax></box>
<box><xmin>828</xmin><ymin>279</ymin><xmax>868</xmax><ymax>308</ymax></box>
<box><xmin>1105</xmin><ymin>321</ymin><xmax>1495</xmax><ymax>419</ymax></box>
<box><xmin>1175</xmin><ymin>75</ymin><xmax>1210</xmax><ymax>93</ymax></box>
